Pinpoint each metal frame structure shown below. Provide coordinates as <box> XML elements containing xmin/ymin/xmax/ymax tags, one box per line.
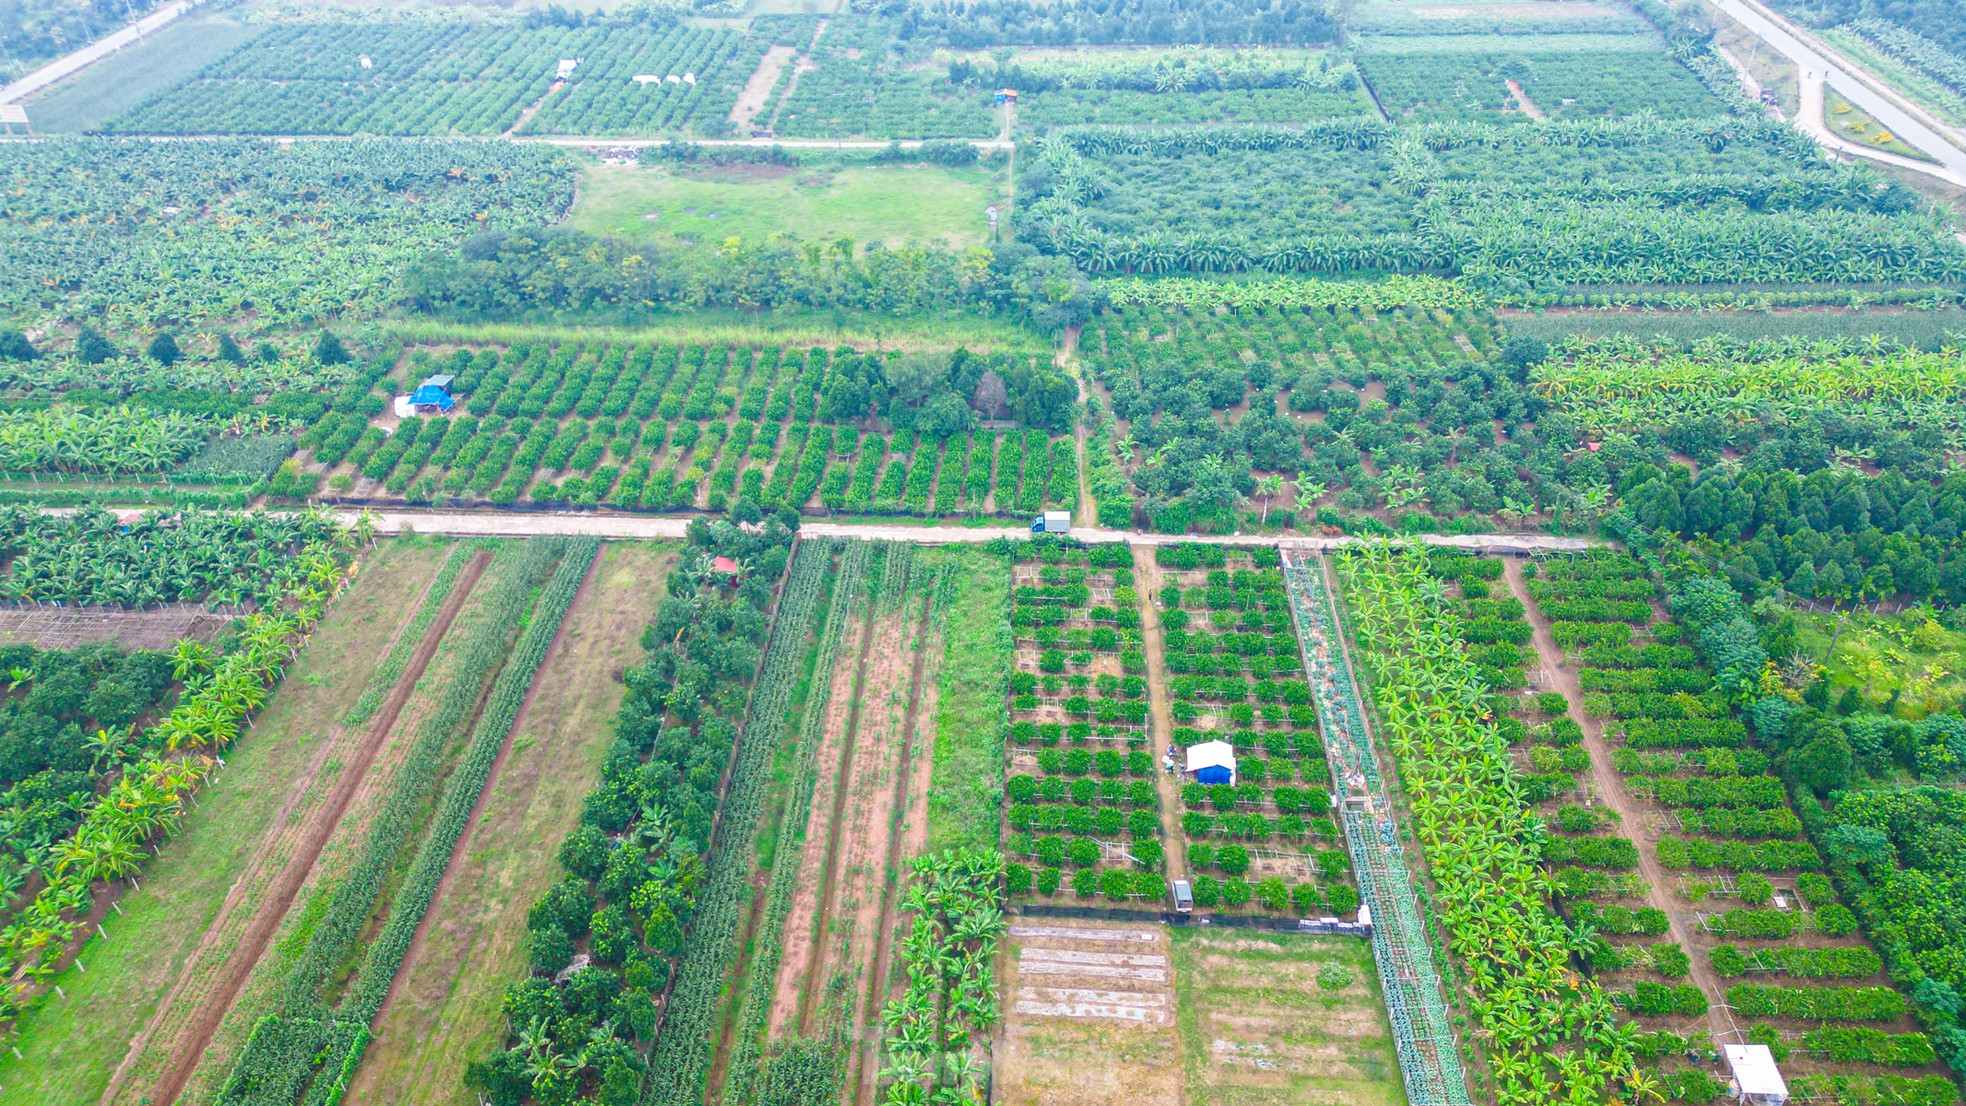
<box><xmin>1281</xmin><ymin>552</ymin><xmax>1472</xmax><ymax>1106</ymax></box>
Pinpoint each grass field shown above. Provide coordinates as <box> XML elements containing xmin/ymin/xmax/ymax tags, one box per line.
<box><xmin>0</xmin><ymin>538</ymin><xmax>452</xmax><ymax>1106</ymax></box>
<box><xmin>568</xmin><ymin>160</ymin><xmax>1005</xmax><ymax>252</ymax></box>
<box><xmin>1168</xmin><ymin>929</ymin><xmax>1407</xmax><ymax>1106</ymax></box>
<box><xmin>392</xmin><ymin>308</ymin><xmax>1052</xmax><ymax>355</ymax></box>
<box><xmin>923</xmin><ymin>544</ymin><xmax>1009</xmax><ymax>854</ymax></box>
<box><xmin>1825</xmin><ymin>87</ymin><xmax>1939</xmax><ymax>163</ymax></box>
<box><xmin>24</xmin><ymin>15</ymin><xmax>262</xmax><ymax>132</ymax></box>
<box><xmin>1794</xmin><ymin>606</ymin><xmax>1966</xmax><ymax>719</ymax></box>
<box><xmin>345</xmin><ymin>541</ymin><xmax>676</xmax><ymax>1105</ymax></box>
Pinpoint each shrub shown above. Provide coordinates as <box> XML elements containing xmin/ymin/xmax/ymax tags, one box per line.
<box><xmin>1318</xmin><ymin>962</ymin><xmax>1356</xmax><ymax>990</ymax></box>
<box><xmin>1006</xmin><ymin>864</ymin><xmax>1033</xmax><ymax>895</ymax></box>
<box><xmin>1217</xmin><ymin>843</ymin><xmax>1251</xmax><ymax>876</ymax></box>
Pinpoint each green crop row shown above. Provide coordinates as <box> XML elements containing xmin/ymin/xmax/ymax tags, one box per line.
<box><xmin>341</xmin><ymin>541</ymin><xmax>480</xmax><ymax>726</ymax></box>
<box><xmin>349</xmin><ymin>538</ymin><xmax>595</xmax><ymax>1017</ymax></box>
<box><xmin>1727</xmin><ymin>984</ymin><xmax>1906</xmax><ymax>1023</ymax></box>
<box><xmin>643</xmin><ymin>535</ymin><xmax>834</xmax><ymax>1106</ymax></box>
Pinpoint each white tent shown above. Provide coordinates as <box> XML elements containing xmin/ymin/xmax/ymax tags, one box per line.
<box><xmin>1185</xmin><ymin>740</ymin><xmax>1236</xmax><ymax>786</ymax></box>
<box><xmin>1724</xmin><ymin>1044</ymin><xmax>1788</xmax><ymax>1106</ymax></box>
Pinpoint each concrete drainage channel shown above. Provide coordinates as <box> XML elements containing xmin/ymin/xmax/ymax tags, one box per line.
<box><xmin>1282</xmin><ymin>551</ymin><xmax>1473</xmax><ymax>1106</ymax></box>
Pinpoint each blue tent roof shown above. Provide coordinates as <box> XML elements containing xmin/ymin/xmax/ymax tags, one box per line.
<box><xmin>409</xmin><ymin>383</ymin><xmax>455</xmax><ymax>410</ymax></box>
<box><xmin>1196</xmin><ymin>765</ymin><xmax>1233</xmax><ymax>785</ymax></box>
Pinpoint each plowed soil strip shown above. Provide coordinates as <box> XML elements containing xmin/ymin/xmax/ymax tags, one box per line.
<box><xmin>765</xmin><ymin>602</ymin><xmax>866</xmax><ymax>1040</ymax></box>
<box><xmin>854</xmin><ymin>597</ymin><xmax>940</xmax><ymax>1106</ymax></box>
<box><xmin>797</xmin><ymin>600</ymin><xmax>881</xmax><ymax>1036</ymax></box>
<box><xmin>367</xmin><ymin>545</ymin><xmax>603</xmax><ymax>1030</ymax></box>
<box><xmin>147</xmin><ymin>551</ymin><xmax>492</xmax><ymax>1106</ymax></box>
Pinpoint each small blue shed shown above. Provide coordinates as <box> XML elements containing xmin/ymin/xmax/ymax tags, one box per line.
<box><xmin>410</xmin><ymin>374</ymin><xmax>456</xmax><ymax>412</ymax></box>
<box><xmin>1186</xmin><ymin>740</ymin><xmax>1237</xmax><ymax>786</ymax></box>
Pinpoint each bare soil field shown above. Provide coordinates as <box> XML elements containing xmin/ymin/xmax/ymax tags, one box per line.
<box><xmin>1168</xmin><ymin>929</ymin><xmax>1405</xmax><ymax>1106</ymax></box>
<box><xmin>997</xmin><ymin>922</ymin><xmax>1183</xmax><ymax>1106</ymax></box>
<box><xmin>346</xmin><ymin>541</ymin><xmax>678</xmax><ymax>1105</ymax></box>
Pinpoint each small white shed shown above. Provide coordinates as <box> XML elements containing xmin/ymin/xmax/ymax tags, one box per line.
<box><xmin>1724</xmin><ymin>1044</ymin><xmax>1788</xmax><ymax>1106</ymax></box>
<box><xmin>1185</xmin><ymin>740</ymin><xmax>1237</xmax><ymax>786</ymax></box>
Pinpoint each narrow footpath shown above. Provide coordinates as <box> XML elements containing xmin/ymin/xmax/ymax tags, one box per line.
<box><xmin>1498</xmin><ymin>557</ymin><xmax>1735</xmax><ymax>1045</ymax></box>
<box><xmin>1130</xmin><ymin>547</ymin><xmax>1187</xmax><ymax>882</ymax></box>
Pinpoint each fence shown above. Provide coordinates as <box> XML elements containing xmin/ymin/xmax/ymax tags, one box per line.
<box><xmin>1008</xmin><ymin>902</ymin><xmax>1371</xmax><ymax>934</ymax></box>
<box><xmin>1282</xmin><ymin>552</ymin><xmax>1472</xmax><ymax>1106</ymax></box>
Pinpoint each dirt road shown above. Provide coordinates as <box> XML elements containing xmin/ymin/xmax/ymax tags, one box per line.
<box><xmin>1498</xmin><ymin>558</ymin><xmax>1737</xmax><ymax>1045</ymax></box>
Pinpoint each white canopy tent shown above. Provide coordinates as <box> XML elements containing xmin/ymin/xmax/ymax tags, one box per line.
<box><xmin>1724</xmin><ymin>1044</ymin><xmax>1788</xmax><ymax>1106</ymax></box>
<box><xmin>1184</xmin><ymin>740</ymin><xmax>1237</xmax><ymax>786</ymax></box>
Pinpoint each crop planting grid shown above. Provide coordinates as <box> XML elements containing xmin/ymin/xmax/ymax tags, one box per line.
<box><xmin>1513</xmin><ymin>550</ymin><xmax>1952</xmax><ymax>1103</ymax></box>
<box><xmin>1086</xmin><ymin>303</ymin><xmax>1522</xmax><ymax>526</ymax></box>
<box><xmin>1155</xmin><ymin>542</ymin><xmax>1357</xmax><ymax>915</ymax></box>
<box><xmin>1355</xmin><ymin>35</ymin><xmax>1728</xmax><ymax>123</ymax></box>
<box><xmin>109</xmin><ymin>22</ymin><xmax>765</xmax><ymax>136</ymax></box>
<box><xmin>1002</xmin><ymin>540</ymin><xmax>1164</xmax><ymax>903</ymax></box>
<box><xmin>300</xmin><ymin>342</ymin><xmax>1075</xmax><ymax>516</ymax></box>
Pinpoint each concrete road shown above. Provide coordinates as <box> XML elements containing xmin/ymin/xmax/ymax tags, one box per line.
<box><xmin>0</xmin><ymin>0</ymin><xmax>195</xmax><ymax>106</ymax></box>
<box><xmin>1707</xmin><ymin>0</ymin><xmax>1966</xmax><ymax>186</ymax></box>
<box><xmin>325</xmin><ymin>507</ymin><xmax>1606</xmax><ymax>553</ymax></box>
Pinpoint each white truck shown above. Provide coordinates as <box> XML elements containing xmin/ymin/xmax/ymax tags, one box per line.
<box><xmin>1030</xmin><ymin>510</ymin><xmax>1071</xmax><ymax>533</ymax></box>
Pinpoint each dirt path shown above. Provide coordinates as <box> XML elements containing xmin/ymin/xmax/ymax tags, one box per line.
<box><xmin>143</xmin><ymin>551</ymin><xmax>493</xmax><ymax>1106</ymax></box>
<box><xmin>1497</xmin><ymin>558</ymin><xmax>1734</xmax><ymax>1044</ymax></box>
<box><xmin>302</xmin><ymin>508</ymin><xmax>1608</xmax><ymax>553</ymax></box>
<box><xmin>503</xmin><ymin>81</ymin><xmax>563</xmax><ymax>138</ymax></box>
<box><xmin>770</xmin><ymin>592</ymin><xmax>873</xmax><ymax>1038</ymax></box>
<box><xmin>365</xmin><ymin>545</ymin><xmax>604</xmax><ymax>1031</ymax></box>
<box><xmin>1505</xmin><ymin>79</ymin><xmax>1547</xmax><ymax>120</ymax></box>
<box><xmin>764</xmin><ymin>18</ymin><xmax>828</xmax><ymax>132</ymax></box>
<box><xmin>730</xmin><ymin>45</ymin><xmax>797</xmax><ymax>132</ymax></box>
<box><xmin>852</xmin><ymin>591</ymin><xmax>942</xmax><ymax>1106</ymax></box>
<box><xmin>1129</xmin><ymin>549</ymin><xmax>1186</xmax><ymax>881</ymax></box>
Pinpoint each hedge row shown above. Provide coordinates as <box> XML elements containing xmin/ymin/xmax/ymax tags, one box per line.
<box><xmin>1726</xmin><ymin>984</ymin><xmax>1907</xmax><ymax>1023</ymax></box>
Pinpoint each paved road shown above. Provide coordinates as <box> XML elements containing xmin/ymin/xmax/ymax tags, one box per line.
<box><xmin>0</xmin><ymin>0</ymin><xmax>194</xmax><ymax>106</ymax></box>
<box><xmin>1708</xmin><ymin>0</ymin><xmax>1966</xmax><ymax>186</ymax></box>
<box><xmin>327</xmin><ymin>507</ymin><xmax>1605</xmax><ymax>552</ymax></box>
